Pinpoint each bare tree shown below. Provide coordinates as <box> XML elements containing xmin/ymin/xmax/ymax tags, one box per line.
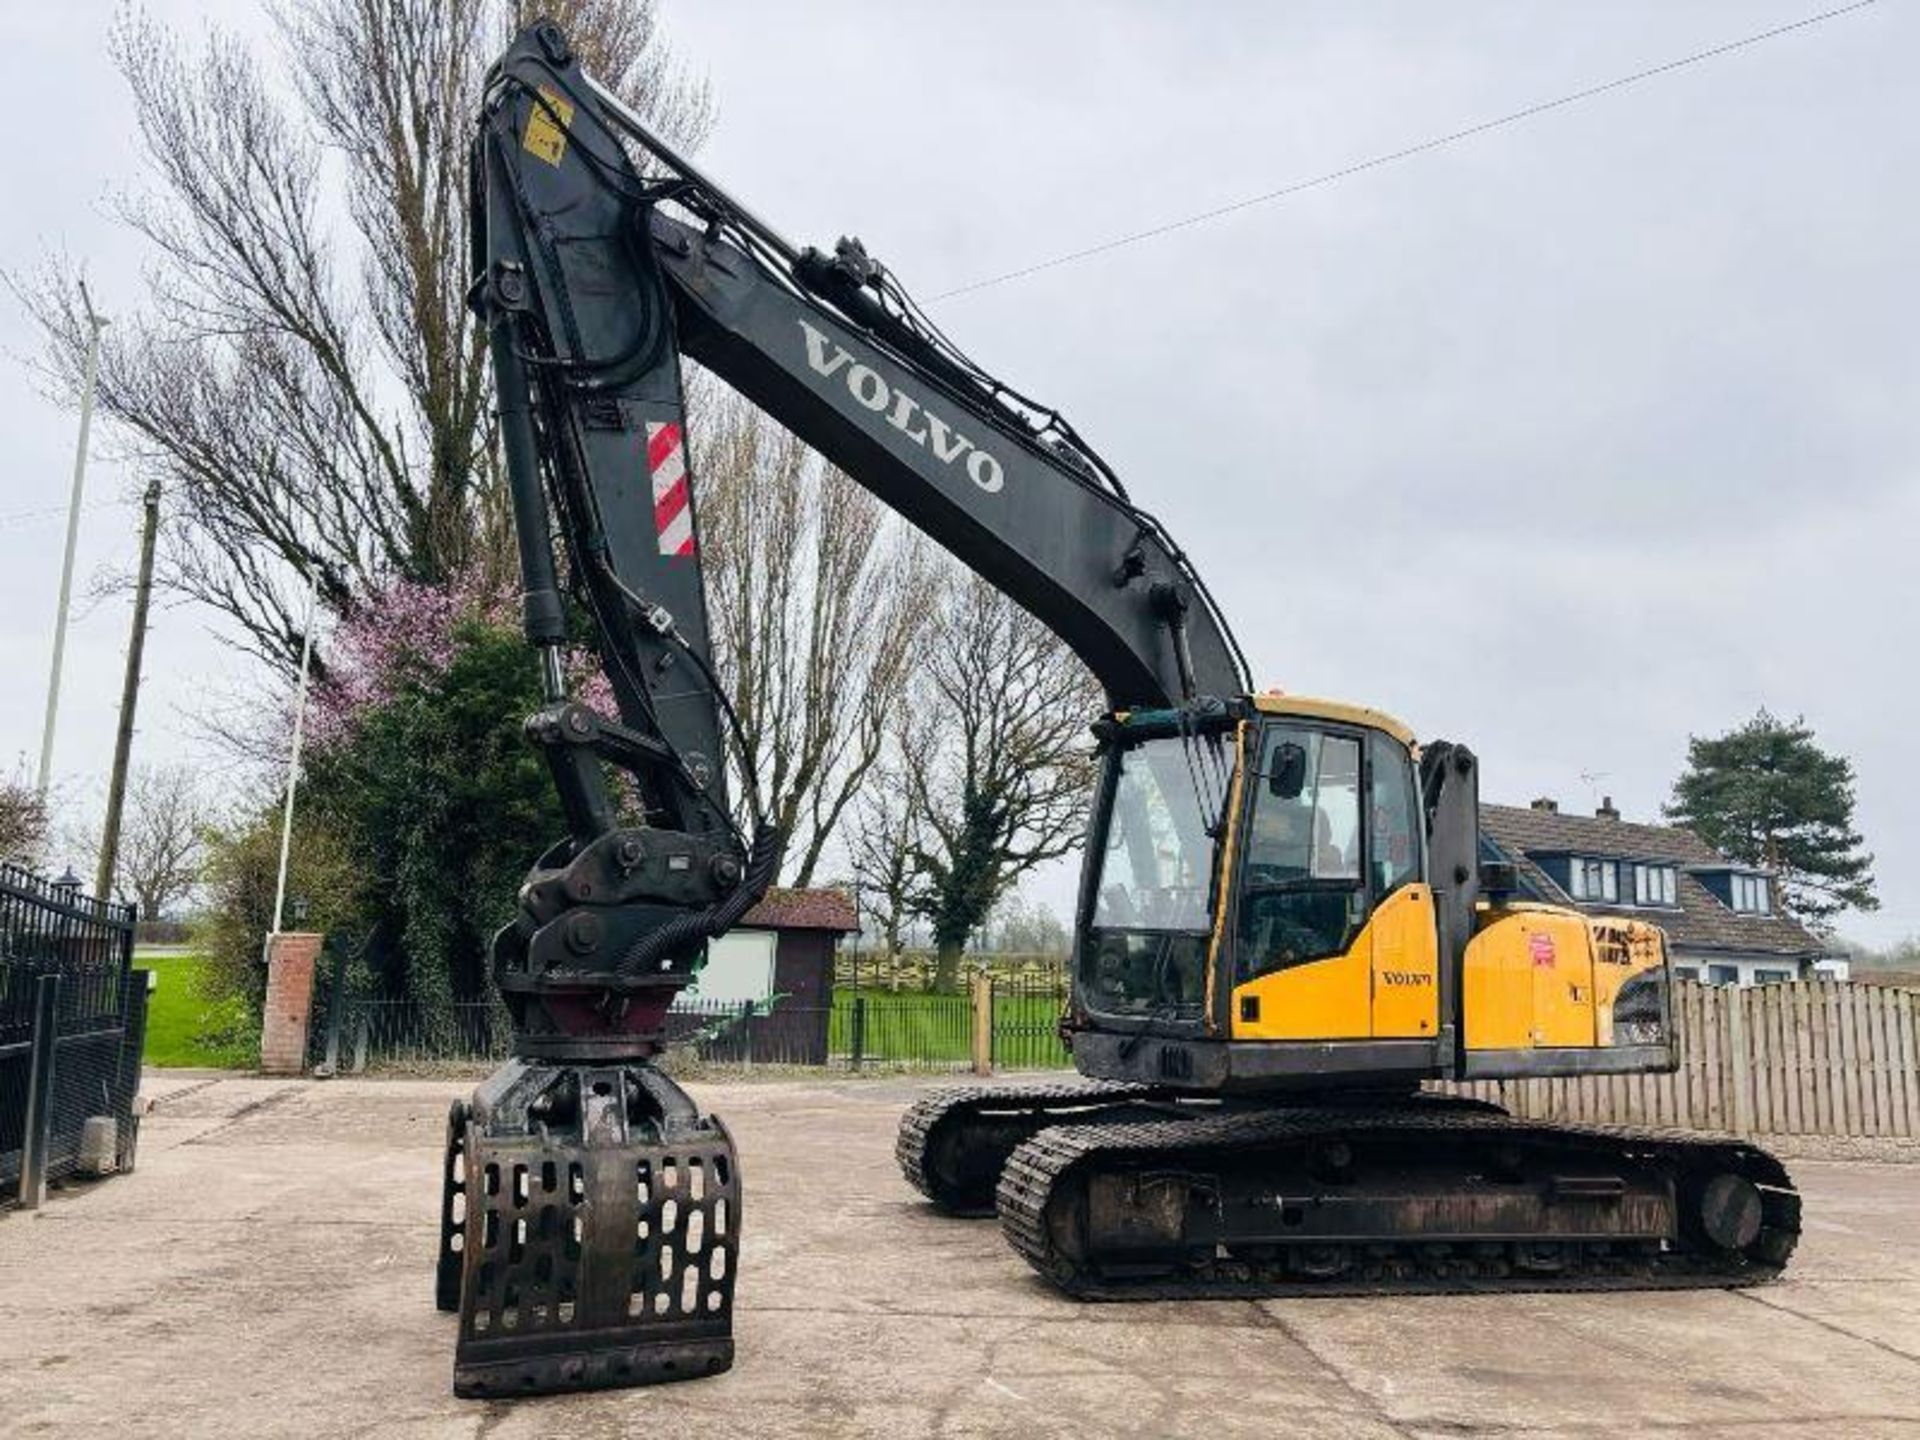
<box><xmin>903</xmin><ymin>569</ymin><xmax>1102</xmax><ymax>991</ymax></box>
<box><xmin>983</xmin><ymin>888</ymin><xmax>1070</xmax><ymax>957</ymax></box>
<box><xmin>693</xmin><ymin>387</ymin><xmax>939</xmax><ymax>885</ymax></box>
<box><xmin>111</xmin><ymin>765</ymin><xmax>216</xmax><ymax>920</ymax></box>
<box><xmin>14</xmin><ymin>0</ymin><xmax>710</xmax><ymax>674</ymax></box>
<box><xmin>0</xmin><ymin>765</ymin><xmax>49</xmax><ymax>869</ymax></box>
<box><xmin>847</xmin><ymin>733</ymin><xmax>930</xmax><ymax>962</ymax></box>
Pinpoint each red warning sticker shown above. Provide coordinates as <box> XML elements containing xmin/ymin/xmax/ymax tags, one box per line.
<box><xmin>1529</xmin><ymin>932</ymin><xmax>1557</xmax><ymax>968</ymax></box>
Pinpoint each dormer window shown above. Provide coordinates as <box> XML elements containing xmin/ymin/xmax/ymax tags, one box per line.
<box><xmin>1730</xmin><ymin>873</ymin><xmax>1773</xmax><ymax>915</ymax></box>
<box><xmin>1568</xmin><ymin>857</ymin><xmax>1618</xmax><ymax>902</ymax></box>
<box><xmin>1632</xmin><ymin>863</ymin><xmax>1678</xmax><ymax>907</ymax></box>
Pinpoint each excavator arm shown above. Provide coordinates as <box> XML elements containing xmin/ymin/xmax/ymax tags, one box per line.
<box><xmin>471</xmin><ymin>23</ymin><xmax>1245</xmax><ymax>875</ymax></box>
<box><xmin>443</xmin><ymin>20</ymin><xmax>1244</xmax><ymax>1398</ymax></box>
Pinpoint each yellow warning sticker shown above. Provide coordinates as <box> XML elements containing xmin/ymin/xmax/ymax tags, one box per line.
<box><xmin>522</xmin><ymin>87</ymin><xmax>575</xmax><ymax>166</ymax></box>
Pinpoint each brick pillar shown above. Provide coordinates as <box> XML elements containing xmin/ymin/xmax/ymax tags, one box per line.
<box><xmin>260</xmin><ymin>932</ymin><xmax>323</xmax><ymax>1075</ymax></box>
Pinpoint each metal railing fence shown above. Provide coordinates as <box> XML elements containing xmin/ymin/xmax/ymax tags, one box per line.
<box><xmin>985</xmin><ymin>972</ymin><xmax>1072</xmax><ymax>1071</ymax></box>
<box><xmin>1</xmin><ymin>864</ymin><xmax>147</xmax><ymax>1205</ymax></box>
<box><xmin>311</xmin><ymin>978</ymin><xmax>1074</xmax><ymax>1075</ymax></box>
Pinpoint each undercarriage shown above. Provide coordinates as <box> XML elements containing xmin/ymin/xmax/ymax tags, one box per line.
<box><xmin>899</xmin><ymin>1084</ymin><xmax>1799</xmax><ymax>1298</ymax></box>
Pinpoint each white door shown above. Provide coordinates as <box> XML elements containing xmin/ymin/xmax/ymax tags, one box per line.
<box><xmin>687</xmin><ymin>929</ymin><xmax>777</xmax><ymax>1005</ymax></box>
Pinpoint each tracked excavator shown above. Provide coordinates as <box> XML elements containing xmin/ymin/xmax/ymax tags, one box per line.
<box><xmin>443</xmin><ymin>19</ymin><xmax>1799</xmax><ymax>1399</ymax></box>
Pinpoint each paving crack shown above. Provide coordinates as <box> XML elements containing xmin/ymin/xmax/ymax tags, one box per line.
<box><xmin>181</xmin><ymin>1085</ymin><xmax>308</xmax><ymax>1146</ymax></box>
<box><xmin>1252</xmin><ymin>1303</ymin><xmax>1422</xmax><ymax>1437</ymax></box>
<box><xmin>1731</xmin><ymin>1285</ymin><xmax>1920</xmax><ymax>1365</ymax></box>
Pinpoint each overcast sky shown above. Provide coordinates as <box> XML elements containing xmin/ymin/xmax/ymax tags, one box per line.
<box><xmin>1</xmin><ymin>2</ymin><xmax>1913</xmax><ymax>946</ymax></box>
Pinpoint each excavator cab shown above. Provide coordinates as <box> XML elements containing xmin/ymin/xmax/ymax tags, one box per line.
<box><xmin>1066</xmin><ymin>694</ymin><xmax>1677</xmax><ymax>1092</ymax></box>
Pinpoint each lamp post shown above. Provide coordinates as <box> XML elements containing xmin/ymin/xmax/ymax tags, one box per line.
<box><xmin>37</xmin><ymin>284</ymin><xmax>109</xmax><ymax>797</ymax></box>
<box><xmin>270</xmin><ymin>571</ymin><xmax>319</xmax><ymax>940</ymax></box>
<box><xmin>51</xmin><ymin>868</ymin><xmax>84</xmax><ymax>939</ymax></box>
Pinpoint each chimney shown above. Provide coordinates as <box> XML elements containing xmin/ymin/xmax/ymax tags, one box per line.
<box><xmin>1529</xmin><ymin>796</ymin><xmax>1558</xmax><ymax>813</ymax></box>
<box><xmin>1596</xmin><ymin>796</ymin><xmax>1621</xmax><ymax>821</ymax></box>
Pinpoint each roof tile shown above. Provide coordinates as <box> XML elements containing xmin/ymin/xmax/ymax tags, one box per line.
<box><xmin>741</xmin><ymin>885</ymin><xmax>859</xmax><ymax>934</ymax></box>
<box><xmin>1479</xmin><ymin>803</ymin><xmax>1825</xmax><ymax>959</ymax></box>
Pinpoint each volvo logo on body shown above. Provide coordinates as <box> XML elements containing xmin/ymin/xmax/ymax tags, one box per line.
<box><xmin>798</xmin><ymin>320</ymin><xmax>1005</xmax><ymax>493</ymax></box>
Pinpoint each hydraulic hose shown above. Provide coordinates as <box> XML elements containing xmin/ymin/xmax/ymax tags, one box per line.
<box><xmin>614</xmin><ymin>822</ymin><xmax>784</xmax><ymax>977</ymax></box>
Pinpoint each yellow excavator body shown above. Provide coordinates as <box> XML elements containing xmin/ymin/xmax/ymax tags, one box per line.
<box><xmin>901</xmin><ymin>689</ymin><xmax>1796</xmax><ymax>1303</ymax></box>
<box><xmin>1078</xmin><ymin>691</ymin><xmax>1676</xmax><ymax>1088</ymax></box>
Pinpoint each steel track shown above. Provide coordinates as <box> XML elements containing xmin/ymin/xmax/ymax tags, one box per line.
<box><xmin>995</xmin><ymin>1106</ymin><xmax>1800</xmax><ymax>1301</ymax></box>
<box><xmin>896</xmin><ymin>1081</ymin><xmax>1158</xmax><ymax>1215</ymax></box>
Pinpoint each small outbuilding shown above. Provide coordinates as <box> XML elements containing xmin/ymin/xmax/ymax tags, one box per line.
<box><xmin>686</xmin><ymin>886</ymin><xmax>859</xmax><ymax>1063</ymax></box>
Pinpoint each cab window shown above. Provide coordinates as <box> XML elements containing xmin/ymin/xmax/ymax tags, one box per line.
<box><xmin>1091</xmin><ymin>737</ymin><xmax>1217</xmax><ymax>931</ymax></box>
<box><xmin>1237</xmin><ymin>728</ymin><xmax>1365</xmax><ymax>980</ymax></box>
<box><xmin>1368</xmin><ymin>731</ymin><xmax>1420</xmax><ymax>896</ymax></box>
<box><xmin>1081</xmin><ymin>734</ymin><xmax>1224</xmax><ymax>1017</ymax></box>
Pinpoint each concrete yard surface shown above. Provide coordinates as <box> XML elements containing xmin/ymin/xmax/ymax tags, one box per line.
<box><xmin>3</xmin><ymin>1074</ymin><xmax>1919</xmax><ymax>1439</ymax></box>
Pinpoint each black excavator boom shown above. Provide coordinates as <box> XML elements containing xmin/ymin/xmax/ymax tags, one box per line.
<box><xmin>449</xmin><ymin>18</ymin><xmax>1245</xmax><ymax>1396</ymax></box>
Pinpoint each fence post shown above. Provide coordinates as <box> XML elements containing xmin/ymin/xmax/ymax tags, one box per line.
<box><xmin>740</xmin><ymin>1000</ymin><xmax>755</xmax><ymax>1073</ymax></box>
<box><xmin>116</xmin><ymin>971</ymin><xmax>152</xmax><ymax>1174</ymax></box>
<box><xmin>1727</xmin><ymin>986</ymin><xmax>1753</xmax><ymax>1136</ymax></box>
<box><xmin>850</xmin><ymin>995</ymin><xmax>867</xmax><ymax>1073</ymax></box>
<box><xmin>970</xmin><ymin>971</ymin><xmax>993</xmax><ymax>1077</ymax></box>
<box><xmin>318</xmin><ymin>941</ymin><xmax>351</xmax><ymax>1077</ymax></box>
<box><xmin>16</xmin><ymin>973</ymin><xmax>62</xmax><ymax>1210</ymax></box>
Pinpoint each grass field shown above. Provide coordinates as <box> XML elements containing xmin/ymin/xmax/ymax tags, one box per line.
<box><xmin>826</xmin><ymin>986</ymin><xmax>1070</xmax><ymax>1068</ymax></box>
<box><xmin>129</xmin><ymin>959</ymin><xmax>1065</xmax><ymax>1072</ymax></box>
<box><xmin>137</xmin><ymin>952</ymin><xmax>257</xmax><ymax>1070</ymax></box>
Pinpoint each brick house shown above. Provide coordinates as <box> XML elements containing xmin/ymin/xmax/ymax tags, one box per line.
<box><xmin>1479</xmin><ymin>797</ymin><xmax>1844</xmax><ymax>987</ymax></box>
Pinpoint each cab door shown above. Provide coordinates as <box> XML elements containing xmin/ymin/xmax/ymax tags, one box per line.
<box><xmin>1227</xmin><ymin>723</ymin><xmax>1438</xmax><ymax>1041</ymax></box>
<box><xmin>1229</xmin><ymin>727</ymin><xmax>1371</xmax><ymax>1039</ymax></box>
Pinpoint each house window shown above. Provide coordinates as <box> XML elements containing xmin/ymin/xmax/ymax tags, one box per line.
<box><xmin>1730</xmin><ymin>873</ymin><xmax>1773</xmax><ymax>915</ymax></box>
<box><xmin>1753</xmin><ymin>968</ymin><xmax>1792</xmax><ymax>985</ymax></box>
<box><xmin>1569</xmin><ymin>857</ymin><xmax>1618</xmax><ymax>903</ymax></box>
<box><xmin>1632</xmin><ymin>863</ymin><xmax>1678</xmax><ymax>906</ymax></box>
<box><xmin>1707</xmin><ymin>963</ymin><xmax>1740</xmax><ymax>986</ymax></box>
<box><xmin>1673</xmin><ymin>966</ymin><xmax>1700</xmax><ymax>982</ymax></box>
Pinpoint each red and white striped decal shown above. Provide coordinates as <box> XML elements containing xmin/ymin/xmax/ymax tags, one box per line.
<box><xmin>647</xmin><ymin>420</ymin><xmax>695</xmax><ymax>557</ymax></box>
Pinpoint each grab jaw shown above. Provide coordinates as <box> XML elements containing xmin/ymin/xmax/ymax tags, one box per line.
<box><xmin>439</xmin><ymin>1056</ymin><xmax>739</xmax><ymax>1397</ymax></box>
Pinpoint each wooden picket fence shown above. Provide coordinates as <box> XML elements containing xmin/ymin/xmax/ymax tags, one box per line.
<box><xmin>1439</xmin><ymin>979</ymin><xmax>1920</xmax><ymax>1139</ymax></box>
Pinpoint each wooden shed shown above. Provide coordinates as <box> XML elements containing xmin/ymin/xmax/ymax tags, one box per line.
<box><xmin>689</xmin><ymin>887</ymin><xmax>858</xmax><ymax>1064</ymax></box>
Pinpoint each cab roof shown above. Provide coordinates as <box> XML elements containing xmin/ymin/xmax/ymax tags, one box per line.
<box><xmin>1249</xmin><ymin>690</ymin><xmax>1416</xmax><ymax>747</ymax></box>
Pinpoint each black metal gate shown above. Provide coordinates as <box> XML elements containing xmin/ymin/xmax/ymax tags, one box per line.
<box><xmin>989</xmin><ymin>971</ymin><xmax>1073</xmax><ymax>1071</ymax></box>
<box><xmin>0</xmin><ymin>864</ymin><xmax>148</xmax><ymax>1205</ymax></box>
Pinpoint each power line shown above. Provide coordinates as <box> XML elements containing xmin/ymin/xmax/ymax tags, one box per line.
<box><xmin>0</xmin><ymin>497</ymin><xmax>124</xmax><ymax>531</ymax></box>
<box><xmin>930</xmin><ymin>1</ymin><xmax>1881</xmax><ymax>302</ymax></box>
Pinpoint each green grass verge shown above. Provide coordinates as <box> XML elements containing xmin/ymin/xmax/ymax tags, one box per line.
<box><xmin>127</xmin><ymin>960</ymin><xmax>1066</xmax><ymax>1072</ymax></box>
<box><xmin>136</xmin><ymin>951</ymin><xmax>258</xmax><ymax>1069</ymax></box>
<box><xmin>826</xmin><ymin>987</ymin><xmax>1070</xmax><ymax>1068</ymax></box>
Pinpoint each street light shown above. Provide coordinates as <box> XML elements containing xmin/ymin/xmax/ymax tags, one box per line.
<box><xmin>37</xmin><ymin>282</ymin><xmax>110</xmax><ymax>797</ymax></box>
<box><xmin>269</xmin><ymin>569</ymin><xmax>319</xmax><ymax>939</ymax></box>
